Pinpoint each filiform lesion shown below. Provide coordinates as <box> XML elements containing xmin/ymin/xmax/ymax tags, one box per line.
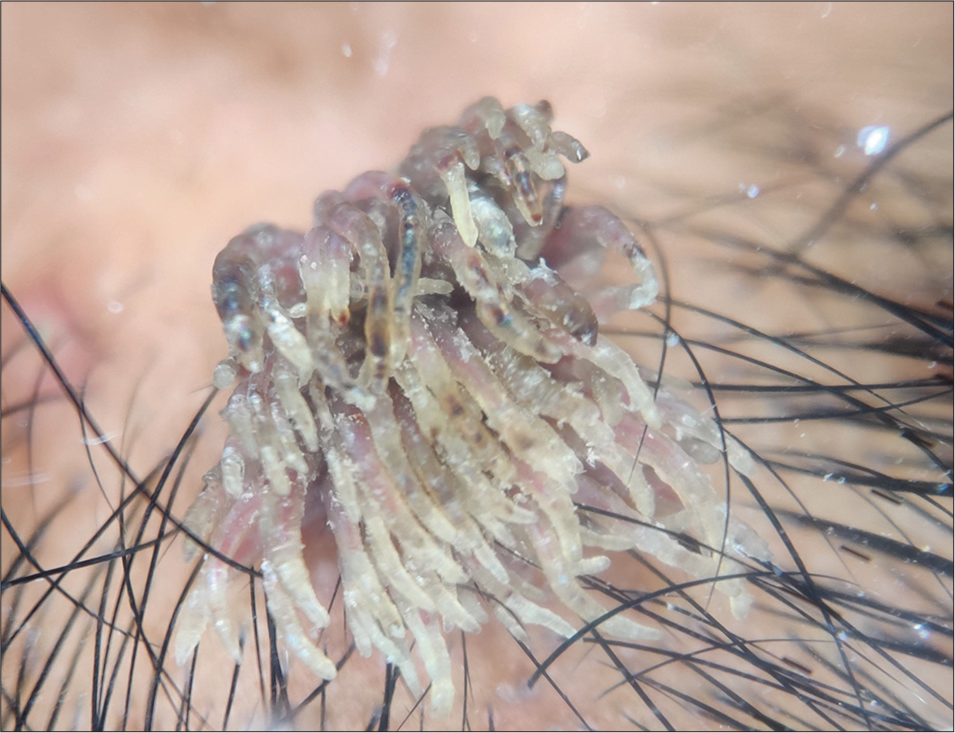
<box><xmin>175</xmin><ymin>97</ymin><xmax>767</xmax><ymax>716</ymax></box>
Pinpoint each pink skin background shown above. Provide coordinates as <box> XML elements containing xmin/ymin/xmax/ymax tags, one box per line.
<box><xmin>2</xmin><ymin>3</ymin><xmax>952</xmax><ymax>730</ymax></box>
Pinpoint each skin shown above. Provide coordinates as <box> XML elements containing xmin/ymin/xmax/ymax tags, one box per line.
<box><xmin>2</xmin><ymin>3</ymin><xmax>951</xmax><ymax>730</ymax></box>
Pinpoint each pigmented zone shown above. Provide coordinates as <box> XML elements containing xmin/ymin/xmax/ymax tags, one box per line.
<box><xmin>179</xmin><ymin>97</ymin><xmax>765</xmax><ymax>716</ymax></box>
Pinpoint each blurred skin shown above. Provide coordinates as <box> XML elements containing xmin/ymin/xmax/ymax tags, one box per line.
<box><xmin>2</xmin><ymin>3</ymin><xmax>952</xmax><ymax>730</ymax></box>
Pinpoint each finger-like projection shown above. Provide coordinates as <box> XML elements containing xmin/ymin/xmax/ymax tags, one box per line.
<box><xmin>178</xmin><ymin>97</ymin><xmax>763</xmax><ymax>717</ymax></box>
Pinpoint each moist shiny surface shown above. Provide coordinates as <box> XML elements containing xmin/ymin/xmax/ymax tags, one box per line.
<box><xmin>2</xmin><ymin>6</ymin><xmax>950</xmax><ymax>730</ymax></box>
<box><xmin>180</xmin><ymin>98</ymin><xmax>765</xmax><ymax>716</ymax></box>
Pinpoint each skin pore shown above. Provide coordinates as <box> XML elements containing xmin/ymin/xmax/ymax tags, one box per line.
<box><xmin>2</xmin><ymin>4</ymin><xmax>951</xmax><ymax>730</ymax></box>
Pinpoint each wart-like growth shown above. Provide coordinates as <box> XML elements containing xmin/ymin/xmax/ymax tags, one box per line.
<box><xmin>177</xmin><ymin>97</ymin><xmax>766</xmax><ymax>717</ymax></box>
